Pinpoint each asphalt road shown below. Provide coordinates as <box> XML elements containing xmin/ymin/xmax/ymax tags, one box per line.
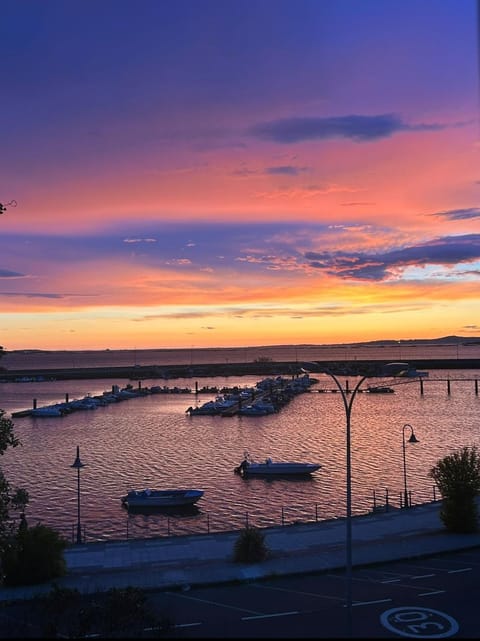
<box><xmin>1</xmin><ymin>546</ymin><xmax>479</xmax><ymax>638</ymax></box>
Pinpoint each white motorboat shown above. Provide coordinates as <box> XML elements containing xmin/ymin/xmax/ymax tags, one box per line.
<box><xmin>121</xmin><ymin>488</ymin><xmax>204</xmax><ymax>509</ymax></box>
<box><xmin>234</xmin><ymin>454</ymin><xmax>321</xmax><ymax>477</ymax></box>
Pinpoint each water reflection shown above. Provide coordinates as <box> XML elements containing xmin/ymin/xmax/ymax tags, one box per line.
<box><xmin>1</xmin><ymin>368</ymin><xmax>479</xmax><ymax>542</ymax></box>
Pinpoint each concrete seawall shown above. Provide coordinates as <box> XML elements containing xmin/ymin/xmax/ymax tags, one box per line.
<box><xmin>0</xmin><ymin>358</ymin><xmax>478</xmax><ymax>382</ymax></box>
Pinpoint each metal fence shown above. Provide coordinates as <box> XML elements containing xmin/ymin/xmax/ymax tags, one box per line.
<box><xmin>66</xmin><ymin>486</ymin><xmax>441</xmax><ymax>545</ymax></box>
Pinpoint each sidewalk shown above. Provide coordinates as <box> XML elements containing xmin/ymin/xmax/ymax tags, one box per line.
<box><xmin>2</xmin><ymin>500</ymin><xmax>480</xmax><ymax>602</ymax></box>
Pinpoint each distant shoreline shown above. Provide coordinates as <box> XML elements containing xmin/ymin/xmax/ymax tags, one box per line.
<box><xmin>1</xmin><ymin>358</ymin><xmax>479</xmax><ymax>382</ymax></box>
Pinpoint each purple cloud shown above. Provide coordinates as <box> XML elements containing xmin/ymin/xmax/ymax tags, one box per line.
<box><xmin>249</xmin><ymin>114</ymin><xmax>445</xmax><ymax>144</ymax></box>
<box><xmin>265</xmin><ymin>165</ymin><xmax>308</xmax><ymax>176</ymax></box>
<box><xmin>305</xmin><ymin>234</ymin><xmax>480</xmax><ymax>280</ymax></box>
<box><xmin>431</xmin><ymin>207</ymin><xmax>480</xmax><ymax>221</ymax></box>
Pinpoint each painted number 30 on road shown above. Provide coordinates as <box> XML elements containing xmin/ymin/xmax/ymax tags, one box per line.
<box><xmin>380</xmin><ymin>606</ymin><xmax>459</xmax><ymax>638</ymax></box>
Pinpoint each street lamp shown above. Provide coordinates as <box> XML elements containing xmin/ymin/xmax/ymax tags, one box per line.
<box><xmin>402</xmin><ymin>424</ymin><xmax>419</xmax><ymax>508</ymax></box>
<box><xmin>71</xmin><ymin>445</ymin><xmax>85</xmax><ymax>544</ymax></box>
<box><xmin>303</xmin><ymin>360</ymin><xmax>413</xmax><ymax>638</ymax></box>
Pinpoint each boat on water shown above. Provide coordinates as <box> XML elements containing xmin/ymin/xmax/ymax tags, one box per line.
<box><xmin>121</xmin><ymin>488</ymin><xmax>204</xmax><ymax>509</ymax></box>
<box><xmin>381</xmin><ymin>362</ymin><xmax>429</xmax><ymax>378</ymax></box>
<box><xmin>234</xmin><ymin>453</ymin><xmax>321</xmax><ymax>477</ymax></box>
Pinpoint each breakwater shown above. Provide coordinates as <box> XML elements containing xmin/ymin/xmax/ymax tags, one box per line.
<box><xmin>1</xmin><ymin>357</ymin><xmax>479</xmax><ymax>383</ymax></box>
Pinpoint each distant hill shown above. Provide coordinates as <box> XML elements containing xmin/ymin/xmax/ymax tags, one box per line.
<box><xmin>356</xmin><ymin>336</ymin><xmax>480</xmax><ymax>347</ymax></box>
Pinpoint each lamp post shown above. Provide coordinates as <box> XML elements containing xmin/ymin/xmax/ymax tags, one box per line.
<box><xmin>303</xmin><ymin>360</ymin><xmax>414</xmax><ymax>638</ymax></box>
<box><xmin>402</xmin><ymin>423</ymin><xmax>419</xmax><ymax>508</ymax></box>
<box><xmin>71</xmin><ymin>445</ymin><xmax>85</xmax><ymax>544</ymax></box>
<box><xmin>325</xmin><ymin>371</ymin><xmax>367</xmax><ymax>638</ymax></box>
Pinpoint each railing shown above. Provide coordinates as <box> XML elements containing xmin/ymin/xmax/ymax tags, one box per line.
<box><xmin>65</xmin><ymin>486</ymin><xmax>441</xmax><ymax>545</ymax></box>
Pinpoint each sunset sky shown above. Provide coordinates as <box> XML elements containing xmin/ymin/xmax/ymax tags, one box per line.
<box><xmin>1</xmin><ymin>0</ymin><xmax>479</xmax><ymax>351</ymax></box>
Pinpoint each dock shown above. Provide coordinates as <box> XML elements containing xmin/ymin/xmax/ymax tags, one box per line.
<box><xmin>186</xmin><ymin>373</ymin><xmax>318</xmax><ymax>417</ymax></box>
<box><xmin>11</xmin><ymin>382</ymin><xmax>192</xmax><ymax>418</ymax></box>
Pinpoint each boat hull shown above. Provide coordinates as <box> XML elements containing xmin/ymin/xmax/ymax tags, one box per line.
<box><xmin>235</xmin><ymin>460</ymin><xmax>321</xmax><ymax>477</ymax></box>
<box><xmin>122</xmin><ymin>489</ymin><xmax>204</xmax><ymax>508</ymax></box>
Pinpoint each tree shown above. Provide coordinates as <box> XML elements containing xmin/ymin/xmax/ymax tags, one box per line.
<box><xmin>2</xmin><ymin>524</ymin><xmax>67</xmax><ymax>586</ymax></box>
<box><xmin>428</xmin><ymin>446</ymin><xmax>480</xmax><ymax>533</ymax></box>
<box><xmin>0</xmin><ymin>409</ymin><xmax>20</xmax><ymax>453</ymax></box>
<box><xmin>0</xmin><ymin>410</ymin><xmax>27</xmax><ymax>552</ymax></box>
<box><xmin>0</xmin><ymin>409</ymin><xmax>33</xmax><ymax>581</ymax></box>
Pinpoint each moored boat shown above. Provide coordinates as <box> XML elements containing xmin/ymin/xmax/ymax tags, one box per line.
<box><xmin>234</xmin><ymin>453</ymin><xmax>321</xmax><ymax>477</ymax></box>
<box><xmin>121</xmin><ymin>488</ymin><xmax>204</xmax><ymax>508</ymax></box>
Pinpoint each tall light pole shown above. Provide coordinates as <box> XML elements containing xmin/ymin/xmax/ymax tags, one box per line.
<box><xmin>402</xmin><ymin>424</ymin><xmax>419</xmax><ymax>508</ymax></box>
<box><xmin>71</xmin><ymin>445</ymin><xmax>85</xmax><ymax>544</ymax></box>
<box><xmin>324</xmin><ymin>370</ymin><xmax>368</xmax><ymax>638</ymax></box>
<box><xmin>304</xmin><ymin>360</ymin><xmax>415</xmax><ymax>638</ymax></box>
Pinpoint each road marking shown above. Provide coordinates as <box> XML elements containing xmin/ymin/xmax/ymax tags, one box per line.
<box><xmin>382</xmin><ymin>578</ymin><xmax>402</xmax><ymax>583</ymax></box>
<box><xmin>419</xmin><ymin>590</ymin><xmax>446</xmax><ymax>597</ymax></box>
<box><xmin>448</xmin><ymin>567</ymin><xmax>471</xmax><ymax>574</ymax></box>
<box><xmin>242</xmin><ymin>611</ymin><xmax>299</xmax><ymax>621</ymax></box>
<box><xmin>412</xmin><ymin>574</ymin><xmax>435</xmax><ymax>579</ymax></box>
<box><xmin>253</xmin><ymin>582</ymin><xmax>344</xmax><ymax>602</ymax></box>
<box><xmin>341</xmin><ymin>598</ymin><xmax>392</xmax><ymax>608</ymax></box>
<box><xmin>380</xmin><ymin>606</ymin><xmax>459</xmax><ymax>638</ymax></box>
<box><xmin>168</xmin><ymin>591</ymin><xmax>262</xmax><ymax>615</ymax></box>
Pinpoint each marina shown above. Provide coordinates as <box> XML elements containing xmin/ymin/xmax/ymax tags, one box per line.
<box><xmin>10</xmin><ymin>375</ymin><xmax>480</xmax><ymax>418</ymax></box>
<box><xmin>0</xmin><ymin>347</ymin><xmax>479</xmax><ymax>544</ymax></box>
<box><xmin>11</xmin><ymin>373</ymin><xmax>318</xmax><ymax>418</ymax></box>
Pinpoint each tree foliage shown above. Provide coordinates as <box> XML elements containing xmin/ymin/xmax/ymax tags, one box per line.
<box><xmin>428</xmin><ymin>446</ymin><xmax>480</xmax><ymax>533</ymax></box>
<box><xmin>0</xmin><ymin>410</ymin><xmax>27</xmax><ymax>555</ymax></box>
<box><xmin>2</xmin><ymin>523</ymin><xmax>67</xmax><ymax>586</ymax></box>
<box><xmin>233</xmin><ymin>526</ymin><xmax>269</xmax><ymax>563</ymax></box>
<box><xmin>0</xmin><ymin>409</ymin><xmax>20</xmax><ymax>455</ymax></box>
<box><xmin>0</xmin><ymin>407</ymin><xmax>35</xmax><ymax>582</ymax></box>
<box><xmin>428</xmin><ymin>446</ymin><xmax>480</xmax><ymax>498</ymax></box>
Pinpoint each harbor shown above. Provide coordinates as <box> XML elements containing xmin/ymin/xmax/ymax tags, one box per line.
<box><xmin>10</xmin><ymin>372</ymin><xmax>480</xmax><ymax>419</ymax></box>
<box><xmin>0</xmin><ymin>364</ymin><xmax>478</xmax><ymax>544</ymax></box>
<box><xmin>11</xmin><ymin>373</ymin><xmax>318</xmax><ymax>418</ymax></box>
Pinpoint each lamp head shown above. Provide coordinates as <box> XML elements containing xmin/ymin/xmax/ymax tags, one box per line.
<box><xmin>71</xmin><ymin>445</ymin><xmax>85</xmax><ymax>469</ymax></box>
<box><xmin>408</xmin><ymin>433</ymin><xmax>419</xmax><ymax>444</ymax></box>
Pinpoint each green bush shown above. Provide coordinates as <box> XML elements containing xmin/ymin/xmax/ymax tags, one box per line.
<box><xmin>233</xmin><ymin>526</ymin><xmax>269</xmax><ymax>563</ymax></box>
<box><xmin>2</xmin><ymin>523</ymin><xmax>67</xmax><ymax>585</ymax></box>
<box><xmin>428</xmin><ymin>446</ymin><xmax>480</xmax><ymax>533</ymax></box>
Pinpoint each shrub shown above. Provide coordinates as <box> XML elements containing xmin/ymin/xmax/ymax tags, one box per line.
<box><xmin>2</xmin><ymin>523</ymin><xmax>67</xmax><ymax>585</ymax></box>
<box><xmin>233</xmin><ymin>526</ymin><xmax>269</xmax><ymax>563</ymax></box>
<box><xmin>428</xmin><ymin>446</ymin><xmax>480</xmax><ymax>533</ymax></box>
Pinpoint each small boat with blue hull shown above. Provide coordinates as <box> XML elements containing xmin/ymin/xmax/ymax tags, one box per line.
<box><xmin>121</xmin><ymin>488</ymin><xmax>204</xmax><ymax>509</ymax></box>
<box><xmin>234</xmin><ymin>453</ymin><xmax>321</xmax><ymax>477</ymax></box>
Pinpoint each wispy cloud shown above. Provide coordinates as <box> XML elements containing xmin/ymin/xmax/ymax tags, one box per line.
<box><xmin>0</xmin><ymin>269</ymin><xmax>25</xmax><ymax>278</ymax></box>
<box><xmin>430</xmin><ymin>207</ymin><xmax>480</xmax><ymax>221</ymax></box>
<box><xmin>0</xmin><ymin>292</ymin><xmax>65</xmax><ymax>299</ymax></box>
<box><xmin>249</xmin><ymin>113</ymin><xmax>447</xmax><ymax>144</ymax></box>
<box><xmin>265</xmin><ymin>165</ymin><xmax>309</xmax><ymax>176</ymax></box>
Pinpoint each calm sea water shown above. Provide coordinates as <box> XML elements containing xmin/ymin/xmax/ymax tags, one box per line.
<box><xmin>1</xmin><ymin>347</ymin><xmax>479</xmax><ymax>543</ymax></box>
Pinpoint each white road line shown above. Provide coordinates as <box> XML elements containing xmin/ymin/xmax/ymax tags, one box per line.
<box><xmin>350</xmin><ymin>599</ymin><xmax>392</xmax><ymax>607</ymax></box>
<box><xmin>448</xmin><ymin>567</ymin><xmax>472</xmax><ymax>574</ymax></box>
<box><xmin>382</xmin><ymin>578</ymin><xmax>401</xmax><ymax>583</ymax></box>
<box><xmin>168</xmin><ymin>591</ymin><xmax>262</xmax><ymax>615</ymax></box>
<box><xmin>412</xmin><ymin>573</ymin><xmax>435</xmax><ymax>579</ymax></box>
<box><xmin>253</xmin><ymin>582</ymin><xmax>344</xmax><ymax>602</ymax></box>
<box><xmin>419</xmin><ymin>590</ymin><xmax>446</xmax><ymax>596</ymax></box>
